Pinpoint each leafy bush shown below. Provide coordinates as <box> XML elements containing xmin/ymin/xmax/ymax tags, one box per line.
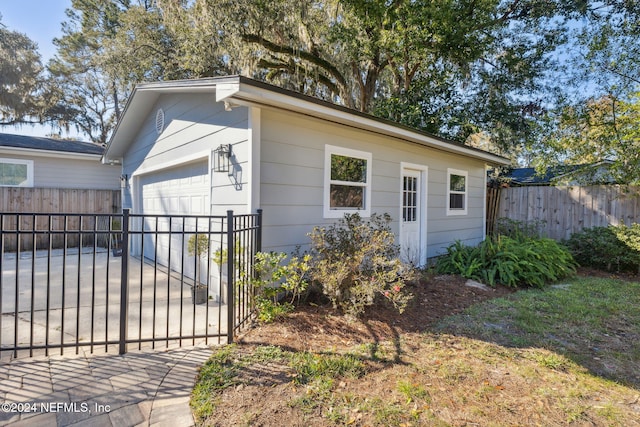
<box><xmin>494</xmin><ymin>218</ymin><xmax>546</xmax><ymax>240</ymax></box>
<box><xmin>565</xmin><ymin>225</ymin><xmax>640</xmax><ymax>273</ymax></box>
<box><xmin>435</xmin><ymin>236</ymin><xmax>576</xmax><ymax>288</ymax></box>
<box><xmin>188</xmin><ymin>234</ymin><xmax>210</xmax><ymax>258</ymax></box>
<box><xmin>307</xmin><ymin>213</ymin><xmax>415</xmax><ymax>317</ymax></box>
<box><xmin>249</xmin><ymin>251</ymin><xmax>311</xmax><ymax>323</ymax></box>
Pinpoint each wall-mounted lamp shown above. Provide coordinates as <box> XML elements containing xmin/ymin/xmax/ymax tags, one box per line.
<box><xmin>120</xmin><ymin>174</ymin><xmax>128</xmax><ymax>189</ymax></box>
<box><xmin>213</xmin><ymin>144</ymin><xmax>232</xmax><ymax>174</ymax></box>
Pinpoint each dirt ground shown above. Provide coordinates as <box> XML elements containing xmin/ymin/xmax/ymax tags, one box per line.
<box><xmin>238</xmin><ymin>274</ymin><xmax>515</xmax><ymax>353</ymax></box>
<box><xmin>199</xmin><ymin>275</ymin><xmax>516</xmax><ymax>426</ymax></box>
<box><xmin>197</xmin><ymin>270</ymin><xmax>640</xmax><ymax>426</ymax></box>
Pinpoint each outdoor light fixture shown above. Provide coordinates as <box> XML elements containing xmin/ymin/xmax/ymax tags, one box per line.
<box><xmin>120</xmin><ymin>174</ymin><xmax>128</xmax><ymax>189</ymax></box>
<box><xmin>213</xmin><ymin>144</ymin><xmax>232</xmax><ymax>173</ymax></box>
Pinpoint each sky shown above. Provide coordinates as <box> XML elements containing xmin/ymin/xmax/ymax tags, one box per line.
<box><xmin>1</xmin><ymin>0</ymin><xmax>76</xmax><ymax>139</ymax></box>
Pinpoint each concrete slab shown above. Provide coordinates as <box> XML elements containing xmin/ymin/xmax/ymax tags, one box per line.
<box><xmin>1</xmin><ymin>251</ymin><xmax>229</xmax><ymax>359</ymax></box>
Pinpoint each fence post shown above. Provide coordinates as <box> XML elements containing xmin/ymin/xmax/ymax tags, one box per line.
<box><xmin>119</xmin><ymin>209</ymin><xmax>130</xmax><ymax>355</ymax></box>
<box><xmin>226</xmin><ymin>210</ymin><xmax>235</xmax><ymax>344</ymax></box>
<box><xmin>256</xmin><ymin>209</ymin><xmax>263</xmax><ymax>253</ymax></box>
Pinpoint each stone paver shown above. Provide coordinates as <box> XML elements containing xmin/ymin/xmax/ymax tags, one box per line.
<box><xmin>0</xmin><ymin>345</ymin><xmax>213</xmax><ymax>426</ymax></box>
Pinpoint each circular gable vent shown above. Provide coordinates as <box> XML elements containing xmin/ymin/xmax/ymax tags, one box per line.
<box><xmin>155</xmin><ymin>109</ymin><xmax>165</xmax><ymax>135</ymax></box>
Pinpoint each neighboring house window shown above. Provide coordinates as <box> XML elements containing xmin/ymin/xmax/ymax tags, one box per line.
<box><xmin>0</xmin><ymin>158</ymin><xmax>34</xmax><ymax>187</ymax></box>
<box><xmin>447</xmin><ymin>168</ymin><xmax>467</xmax><ymax>215</ymax></box>
<box><xmin>324</xmin><ymin>145</ymin><xmax>372</xmax><ymax>218</ymax></box>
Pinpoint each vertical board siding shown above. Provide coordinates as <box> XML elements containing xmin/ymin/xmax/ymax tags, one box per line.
<box><xmin>495</xmin><ymin>185</ymin><xmax>640</xmax><ymax>240</ymax></box>
<box><xmin>0</xmin><ymin>188</ymin><xmax>121</xmax><ymax>251</ymax></box>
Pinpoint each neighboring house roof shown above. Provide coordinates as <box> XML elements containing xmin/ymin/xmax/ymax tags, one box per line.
<box><xmin>500</xmin><ymin>162</ymin><xmax>616</xmax><ymax>186</ymax></box>
<box><xmin>103</xmin><ymin>75</ymin><xmax>510</xmax><ymax>166</ymax></box>
<box><xmin>0</xmin><ymin>133</ymin><xmax>105</xmax><ymax>158</ymax></box>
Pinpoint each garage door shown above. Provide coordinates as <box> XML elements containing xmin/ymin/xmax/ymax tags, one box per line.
<box><xmin>139</xmin><ymin>161</ymin><xmax>210</xmax><ymax>279</ymax></box>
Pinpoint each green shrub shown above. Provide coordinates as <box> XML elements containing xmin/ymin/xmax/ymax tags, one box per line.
<box><xmin>254</xmin><ymin>298</ymin><xmax>294</xmax><ymax>323</ymax></box>
<box><xmin>435</xmin><ymin>236</ymin><xmax>576</xmax><ymax>288</ymax></box>
<box><xmin>494</xmin><ymin>218</ymin><xmax>546</xmax><ymax>240</ymax></box>
<box><xmin>564</xmin><ymin>225</ymin><xmax>640</xmax><ymax>273</ymax></box>
<box><xmin>307</xmin><ymin>213</ymin><xmax>415</xmax><ymax>317</ymax></box>
<box><xmin>249</xmin><ymin>251</ymin><xmax>311</xmax><ymax>323</ymax></box>
<box><xmin>187</xmin><ymin>234</ymin><xmax>210</xmax><ymax>258</ymax></box>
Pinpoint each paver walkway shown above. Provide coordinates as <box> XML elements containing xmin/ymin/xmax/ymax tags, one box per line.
<box><xmin>0</xmin><ymin>345</ymin><xmax>212</xmax><ymax>426</ymax></box>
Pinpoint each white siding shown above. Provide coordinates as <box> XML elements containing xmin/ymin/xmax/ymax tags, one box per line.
<box><xmin>0</xmin><ymin>153</ymin><xmax>120</xmax><ymax>190</ymax></box>
<box><xmin>260</xmin><ymin>109</ymin><xmax>488</xmax><ymax>257</ymax></box>
<box><xmin>121</xmin><ymin>92</ymin><xmax>491</xmax><ymax>260</ymax></box>
<box><xmin>122</xmin><ymin>93</ymin><xmax>250</xmax><ymax>215</ymax></box>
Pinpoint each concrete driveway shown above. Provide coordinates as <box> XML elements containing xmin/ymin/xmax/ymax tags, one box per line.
<box><xmin>1</xmin><ymin>248</ymin><xmax>228</xmax><ymax>360</ymax></box>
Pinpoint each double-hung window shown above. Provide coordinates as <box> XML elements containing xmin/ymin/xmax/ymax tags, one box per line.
<box><xmin>0</xmin><ymin>158</ymin><xmax>34</xmax><ymax>187</ymax></box>
<box><xmin>324</xmin><ymin>145</ymin><xmax>372</xmax><ymax>218</ymax></box>
<box><xmin>447</xmin><ymin>168</ymin><xmax>467</xmax><ymax>215</ymax></box>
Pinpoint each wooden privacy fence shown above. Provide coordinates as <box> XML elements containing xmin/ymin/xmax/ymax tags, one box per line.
<box><xmin>0</xmin><ymin>188</ymin><xmax>121</xmax><ymax>251</ymax></box>
<box><xmin>490</xmin><ymin>185</ymin><xmax>640</xmax><ymax>241</ymax></box>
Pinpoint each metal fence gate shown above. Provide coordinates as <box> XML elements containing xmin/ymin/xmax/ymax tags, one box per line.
<box><xmin>0</xmin><ymin>209</ymin><xmax>262</xmax><ymax>359</ymax></box>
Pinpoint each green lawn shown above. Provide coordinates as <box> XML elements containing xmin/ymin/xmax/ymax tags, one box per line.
<box><xmin>192</xmin><ymin>276</ymin><xmax>640</xmax><ymax>426</ymax></box>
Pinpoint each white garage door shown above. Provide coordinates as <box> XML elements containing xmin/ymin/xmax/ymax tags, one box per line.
<box><xmin>139</xmin><ymin>161</ymin><xmax>210</xmax><ymax>279</ymax></box>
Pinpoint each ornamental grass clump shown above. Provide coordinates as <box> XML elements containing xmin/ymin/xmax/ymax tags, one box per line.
<box><xmin>307</xmin><ymin>213</ymin><xmax>415</xmax><ymax>317</ymax></box>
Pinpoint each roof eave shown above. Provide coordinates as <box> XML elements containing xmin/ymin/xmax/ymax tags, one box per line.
<box><xmin>105</xmin><ymin>75</ymin><xmax>510</xmax><ymax>167</ymax></box>
<box><xmin>222</xmin><ymin>78</ymin><xmax>510</xmax><ymax>166</ymax></box>
<box><xmin>0</xmin><ymin>146</ymin><xmax>103</xmax><ymax>160</ymax></box>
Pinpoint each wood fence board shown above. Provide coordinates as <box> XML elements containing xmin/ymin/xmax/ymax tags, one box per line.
<box><xmin>491</xmin><ymin>185</ymin><xmax>640</xmax><ymax>240</ymax></box>
<box><xmin>1</xmin><ymin>188</ymin><xmax>121</xmax><ymax>251</ymax></box>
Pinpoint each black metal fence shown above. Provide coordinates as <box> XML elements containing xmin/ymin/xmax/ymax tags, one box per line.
<box><xmin>0</xmin><ymin>209</ymin><xmax>262</xmax><ymax>359</ymax></box>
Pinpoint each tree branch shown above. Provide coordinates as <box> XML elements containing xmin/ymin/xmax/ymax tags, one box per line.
<box><xmin>256</xmin><ymin>58</ymin><xmax>341</xmax><ymax>96</ymax></box>
<box><xmin>242</xmin><ymin>34</ymin><xmax>348</xmax><ymax>91</ymax></box>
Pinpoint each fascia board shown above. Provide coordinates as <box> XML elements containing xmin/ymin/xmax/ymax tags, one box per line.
<box><xmin>231</xmin><ymin>83</ymin><xmax>510</xmax><ymax>166</ymax></box>
<box><xmin>215</xmin><ymin>81</ymin><xmax>241</xmax><ymax>102</ymax></box>
<box><xmin>103</xmin><ymin>89</ymin><xmax>161</xmax><ymax>162</ymax></box>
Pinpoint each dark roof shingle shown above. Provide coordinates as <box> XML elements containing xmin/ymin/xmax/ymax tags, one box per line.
<box><xmin>0</xmin><ymin>133</ymin><xmax>104</xmax><ymax>156</ymax></box>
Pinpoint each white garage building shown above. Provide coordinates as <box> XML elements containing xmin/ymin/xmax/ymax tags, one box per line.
<box><xmin>103</xmin><ymin>76</ymin><xmax>509</xmax><ymax>299</ymax></box>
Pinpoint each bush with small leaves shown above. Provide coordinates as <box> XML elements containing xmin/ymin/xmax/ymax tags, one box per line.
<box><xmin>307</xmin><ymin>213</ymin><xmax>415</xmax><ymax>317</ymax></box>
<box><xmin>565</xmin><ymin>225</ymin><xmax>640</xmax><ymax>273</ymax></box>
<box><xmin>249</xmin><ymin>251</ymin><xmax>311</xmax><ymax>322</ymax></box>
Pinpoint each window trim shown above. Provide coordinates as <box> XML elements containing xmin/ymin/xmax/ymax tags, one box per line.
<box><xmin>446</xmin><ymin>168</ymin><xmax>468</xmax><ymax>216</ymax></box>
<box><xmin>323</xmin><ymin>145</ymin><xmax>372</xmax><ymax>218</ymax></box>
<box><xmin>0</xmin><ymin>158</ymin><xmax>34</xmax><ymax>188</ymax></box>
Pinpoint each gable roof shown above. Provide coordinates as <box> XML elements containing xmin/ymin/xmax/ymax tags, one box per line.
<box><xmin>0</xmin><ymin>133</ymin><xmax>105</xmax><ymax>158</ymax></box>
<box><xmin>103</xmin><ymin>75</ymin><xmax>510</xmax><ymax>166</ymax></box>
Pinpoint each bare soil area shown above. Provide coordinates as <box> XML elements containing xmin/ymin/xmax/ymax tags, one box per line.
<box><xmin>197</xmin><ymin>272</ymin><xmax>640</xmax><ymax>426</ymax></box>
<box><xmin>239</xmin><ymin>274</ymin><xmax>514</xmax><ymax>353</ymax></box>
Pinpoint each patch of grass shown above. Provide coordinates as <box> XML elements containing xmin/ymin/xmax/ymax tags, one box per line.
<box><xmin>353</xmin><ymin>341</ymin><xmax>397</xmax><ymax>362</ymax></box>
<box><xmin>248</xmin><ymin>344</ymin><xmax>287</xmax><ymax>363</ymax></box>
<box><xmin>193</xmin><ymin>276</ymin><xmax>640</xmax><ymax>426</ymax></box>
<box><xmin>436</xmin><ymin>277</ymin><xmax>640</xmax><ymax>387</ymax></box>
<box><xmin>289</xmin><ymin>351</ymin><xmax>366</xmax><ymax>385</ymax></box>
<box><xmin>396</xmin><ymin>379</ymin><xmax>430</xmax><ymax>403</ymax></box>
<box><xmin>533</xmin><ymin>352</ymin><xmax>572</xmax><ymax>371</ymax></box>
<box><xmin>190</xmin><ymin>345</ymin><xmax>240</xmax><ymax>420</ymax></box>
<box><xmin>291</xmin><ymin>377</ymin><xmax>336</xmax><ymax>414</ymax></box>
<box><xmin>191</xmin><ymin>344</ymin><xmax>290</xmax><ymax>421</ymax></box>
